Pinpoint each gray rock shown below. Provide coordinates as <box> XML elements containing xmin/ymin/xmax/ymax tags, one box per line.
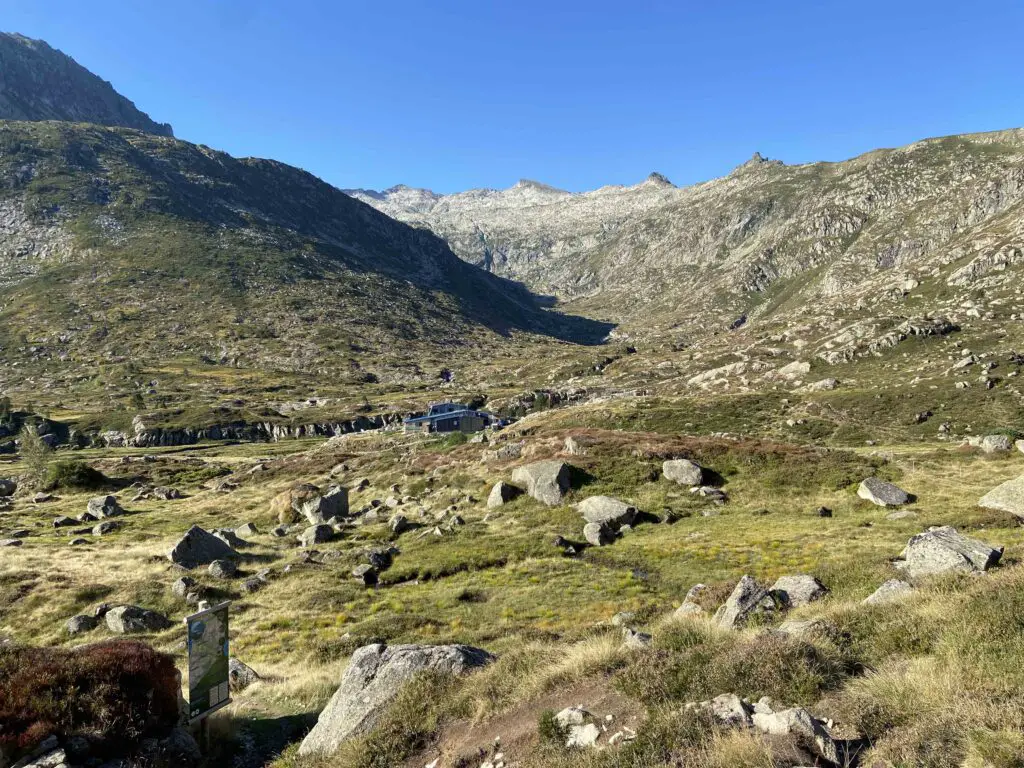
<box><xmin>611</xmin><ymin>611</ymin><xmax>635</xmax><ymax>627</ymax></box>
<box><xmin>52</xmin><ymin>516</ymin><xmax>76</xmax><ymax>528</ymax></box>
<box><xmin>87</xmin><ymin>495</ymin><xmax>123</xmax><ymax>518</ymax></box>
<box><xmin>0</xmin><ymin>538</ymin><xmax>23</xmax><ymax>547</ymax></box>
<box><xmin>486</xmin><ymin>480</ymin><xmax>521</xmax><ymax>508</ymax></box>
<box><xmin>576</xmin><ymin>495</ymin><xmax>637</xmax><ymax>528</ymax></box>
<box><xmin>299</xmin><ymin>524</ymin><xmax>334</xmax><ymax>547</ymax></box>
<box><xmin>896</xmin><ymin>526</ymin><xmax>1002</xmax><ymax>578</ymax></box>
<box><xmin>979</xmin><ymin>474</ymin><xmax>1024</xmax><ymax>520</ymax></box>
<box><xmin>621</xmin><ymin>627</ymin><xmax>652</xmax><ymax>649</ymax></box>
<box><xmin>886</xmin><ymin>509</ymin><xmax>918</xmax><ymax>520</ymax></box>
<box><xmin>775</xmin><ymin>618</ymin><xmax>833</xmax><ymax>640</ymax></box>
<box><xmin>299</xmin><ymin>485</ymin><xmax>349</xmax><ymax>524</ymax></box>
<box><xmin>171</xmin><ymin>576</ymin><xmax>198</xmax><ymax>598</ymax></box>
<box><xmin>583</xmin><ymin>521</ymin><xmax>613</xmax><ymax>546</ymax></box>
<box><xmin>168</xmin><ymin>525</ymin><xmax>238</xmax><ymax>568</ymax></box>
<box><xmin>105</xmin><ymin>605</ymin><xmax>172</xmax><ymax>634</ymax></box>
<box><xmin>66</xmin><ymin>614</ymin><xmax>98</xmax><ymax>634</ymax></box>
<box><xmin>770</xmin><ymin>575</ymin><xmax>828</xmax><ymax>607</ymax></box>
<box><xmin>864</xmin><ymin>579</ymin><xmax>914</xmax><ymax>605</ymax></box>
<box><xmin>663</xmin><ymin>458</ymin><xmax>703</xmax><ymax>486</ymax></box>
<box><xmin>68</xmin><ymin>538</ymin><xmax>88</xmax><ymax>546</ymax></box>
<box><xmin>17</xmin><ymin>747</ymin><xmax>68</xmax><ymax>768</ymax></box>
<box><xmin>510</xmin><ymin>460</ymin><xmax>572</xmax><ymax>506</ymax></box>
<box><xmin>235</xmin><ymin>522</ymin><xmax>259</xmax><ymax>537</ymax></box>
<box><xmin>389</xmin><ymin>514</ymin><xmax>411</xmax><ymax>534</ymax></box>
<box><xmin>153</xmin><ymin>486</ymin><xmax>182</xmax><ymax>500</ymax></box>
<box><xmin>857</xmin><ymin>477</ymin><xmax>911</xmax><ymax>507</ymax></box>
<box><xmin>563</xmin><ymin>435</ymin><xmax>595</xmax><ymax>456</ymax></box>
<box><xmin>213</xmin><ymin>529</ymin><xmax>249</xmax><ymax>549</ymax></box>
<box><xmin>229</xmin><ymin>658</ymin><xmax>260</xmax><ymax>691</ymax></box>
<box><xmin>714</xmin><ymin>575</ymin><xmax>777</xmax><ymax>629</ymax></box>
<box><xmin>299</xmin><ymin>643</ymin><xmax>494</xmax><ymax>756</ymax></box>
<box><xmin>92</xmin><ymin>521</ymin><xmax>120</xmax><ymax>536</ymax></box>
<box><xmin>981</xmin><ymin>434</ymin><xmax>1013</xmax><ymax>453</ymax></box>
<box><xmin>208</xmin><ymin>559</ymin><xmax>238</xmax><ymax>579</ymax></box>
<box><xmin>0</xmin><ymin>478</ymin><xmax>15</xmax><ymax>497</ymax></box>
<box><xmin>751</xmin><ymin>706</ymin><xmax>839</xmax><ymax>764</ymax></box>
<box><xmin>703</xmin><ymin>693</ymin><xmax>753</xmax><ymax>727</ymax></box>
<box><xmin>352</xmin><ymin>563</ymin><xmax>378</xmax><ymax>586</ymax></box>
<box><xmin>240</xmin><ymin>577</ymin><xmax>264</xmax><ymax>593</ymax></box>
<box><xmin>1017</xmin><ymin>439</ymin><xmax>1024</xmax><ymax>454</ymax></box>
<box><xmin>554</xmin><ymin>707</ymin><xmax>601</xmax><ymax>749</ymax></box>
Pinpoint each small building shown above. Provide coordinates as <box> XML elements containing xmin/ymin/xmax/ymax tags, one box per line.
<box><xmin>403</xmin><ymin>402</ymin><xmax>494</xmax><ymax>434</ymax></box>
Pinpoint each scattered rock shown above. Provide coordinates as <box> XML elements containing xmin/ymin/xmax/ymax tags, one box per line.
<box><xmin>510</xmin><ymin>460</ymin><xmax>572</xmax><ymax>506</ymax></box>
<box><xmin>896</xmin><ymin>526</ymin><xmax>1002</xmax><ymax>578</ymax></box>
<box><xmin>699</xmin><ymin>693</ymin><xmax>753</xmax><ymax>727</ymax></box>
<box><xmin>299</xmin><ymin>485</ymin><xmax>349</xmax><ymax>524</ymax></box>
<box><xmin>770</xmin><ymin>575</ymin><xmax>828</xmax><ymax>607</ymax></box>
<box><xmin>235</xmin><ymin>522</ymin><xmax>259</xmax><ymax>537</ymax></box>
<box><xmin>576</xmin><ymin>496</ymin><xmax>637</xmax><ymax>528</ymax></box>
<box><xmin>171</xmin><ymin>576</ymin><xmax>198</xmax><ymax>598</ymax></box>
<box><xmin>299</xmin><ymin>524</ymin><xmax>335</xmax><ymax>547</ymax></box>
<box><xmin>486</xmin><ymin>481</ymin><xmax>521</xmax><ymax>508</ymax></box>
<box><xmin>389</xmin><ymin>514</ymin><xmax>412</xmax><ymax>534</ymax></box>
<box><xmin>299</xmin><ymin>643</ymin><xmax>494</xmax><ymax>756</ymax></box>
<box><xmin>52</xmin><ymin>516</ymin><xmax>76</xmax><ymax>528</ymax></box>
<box><xmin>105</xmin><ymin>605</ymin><xmax>172</xmax><ymax>634</ymax></box>
<box><xmin>714</xmin><ymin>575</ymin><xmax>777</xmax><ymax>629</ymax></box>
<box><xmin>979</xmin><ymin>474</ymin><xmax>1024</xmax><ymax>521</ymax></box>
<box><xmin>0</xmin><ymin>478</ymin><xmax>15</xmax><ymax>497</ymax></box>
<box><xmin>33</xmin><ymin>493</ymin><xmax>55</xmax><ymax>503</ymax></box>
<box><xmin>213</xmin><ymin>529</ymin><xmax>249</xmax><ymax>549</ymax></box>
<box><xmin>981</xmin><ymin>434</ymin><xmax>1013</xmax><ymax>453</ymax></box>
<box><xmin>857</xmin><ymin>478</ymin><xmax>911</xmax><ymax>507</ymax></box>
<box><xmin>886</xmin><ymin>509</ymin><xmax>918</xmax><ymax>520</ymax></box>
<box><xmin>751</xmin><ymin>704</ymin><xmax>839</xmax><ymax>764</ymax></box>
<box><xmin>674</xmin><ymin>583</ymin><xmax>706</xmax><ymax>618</ymax></box>
<box><xmin>87</xmin><ymin>495</ymin><xmax>123</xmax><ymax>518</ymax></box>
<box><xmin>563</xmin><ymin>435</ymin><xmax>595</xmax><ymax>456</ymax></box>
<box><xmin>775</xmin><ymin>618</ymin><xmax>833</xmax><ymax>640</ymax></box>
<box><xmin>68</xmin><ymin>538</ymin><xmax>88</xmax><ymax>546</ymax></box>
<box><xmin>66</xmin><ymin>614</ymin><xmax>98</xmax><ymax>635</ymax></box>
<box><xmin>352</xmin><ymin>564</ymin><xmax>378</xmax><ymax>586</ymax></box>
<box><xmin>663</xmin><ymin>458</ymin><xmax>703</xmax><ymax>486</ymax></box>
<box><xmin>611</xmin><ymin>611</ymin><xmax>635</xmax><ymax>627</ymax></box>
<box><xmin>92</xmin><ymin>521</ymin><xmax>120</xmax><ymax>536</ymax></box>
<box><xmin>153</xmin><ymin>486</ymin><xmax>182</xmax><ymax>500</ymax></box>
<box><xmin>583</xmin><ymin>521</ymin><xmax>613</xmax><ymax>546</ymax></box>
<box><xmin>208</xmin><ymin>559</ymin><xmax>238</xmax><ymax>579</ymax></box>
<box><xmin>621</xmin><ymin>627</ymin><xmax>652</xmax><ymax>649</ymax></box>
<box><xmin>229</xmin><ymin>658</ymin><xmax>260</xmax><ymax>691</ymax></box>
<box><xmin>863</xmin><ymin>579</ymin><xmax>914</xmax><ymax>605</ymax></box>
<box><xmin>168</xmin><ymin>525</ymin><xmax>238</xmax><ymax>568</ymax></box>
<box><xmin>555</xmin><ymin>707</ymin><xmax>602</xmax><ymax>749</ymax></box>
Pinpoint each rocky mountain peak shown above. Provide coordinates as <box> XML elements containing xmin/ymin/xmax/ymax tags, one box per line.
<box><xmin>0</xmin><ymin>31</ymin><xmax>173</xmax><ymax>136</ymax></box>
<box><xmin>643</xmin><ymin>171</ymin><xmax>675</xmax><ymax>187</ymax></box>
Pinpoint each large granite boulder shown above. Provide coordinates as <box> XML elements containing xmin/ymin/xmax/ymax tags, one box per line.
<box><xmin>896</xmin><ymin>526</ymin><xmax>1002</xmax><ymax>579</ymax></box>
<box><xmin>87</xmin><ymin>495</ymin><xmax>124</xmax><ymax>518</ymax></box>
<box><xmin>979</xmin><ymin>474</ymin><xmax>1024</xmax><ymax>520</ymax></box>
<box><xmin>770</xmin><ymin>575</ymin><xmax>828</xmax><ymax>607</ymax></box>
<box><xmin>981</xmin><ymin>434</ymin><xmax>1013</xmax><ymax>453</ymax></box>
<box><xmin>487</xmin><ymin>480</ymin><xmax>521</xmax><ymax>508</ymax></box>
<box><xmin>299</xmin><ymin>643</ymin><xmax>494</xmax><ymax>756</ymax></box>
<box><xmin>167</xmin><ymin>525</ymin><xmax>238</xmax><ymax>568</ymax></box>
<box><xmin>662</xmin><ymin>459</ymin><xmax>703</xmax><ymax>486</ymax></box>
<box><xmin>576</xmin><ymin>496</ymin><xmax>637</xmax><ymax>528</ymax></box>
<box><xmin>714</xmin><ymin>575</ymin><xmax>777</xmax><ymax>629</ymax></box>
<box><xmin>857</xmin><ymin>478</ymin><xmax>911</xmax><ymax>507</ymax></box>
<box><xmin>105</xmin><ymin>605</ymin><xmax>172</xmax><ymax>634</ymax></box>
<box><xmin>299</xmin><ymin>485</ymin><xmax>349</xmax><ymax>524</ymax></box>
<box><xmin>511</xmin><ymin>461</ymin><xmax>572</xmax><ymax>506</ymax></box>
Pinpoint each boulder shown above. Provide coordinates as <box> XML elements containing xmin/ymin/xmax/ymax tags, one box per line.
<box><xmin>576</xmin><ymin>496</ymin><xmax>637</xmax><ymax>528</ymax></box>
<box><xmin>751</xmin><ymin>705</ymin><xmax>839</xmax><ymax>764</ymax></box>
<box><xmin>168</xmin><ymin>525</ymin><xmax>238</xmax><ymax>568</ymax></box>
<box><xmin>235</xmin><ymin>522</ymin><xmax>259</xmax><ymax>537</ymax></box>
<box><xmin>92</xmin><ymin>521</ymin><xmax>120</xmax><ymax>536</ymax></box>
<box><xmin>702</xmin><ymin>693</ymin><xmax>753</xmax><ymax>727</ymax></box>
<box><xmin>213</xmin><ymin>529</ymin><xmax>249</xmax><ymax>549</ymax></box>
<box><xmin>714</xmin><ymin>575</ymin><xmax>777</xmax><ymax>629</ymax></box>
<box><xmin>663</xmin><ymin>459</ymin><xmax>703</xmax><ymax>486</ymax></box>
<box><xmin>299</xmin><ymin>643</ymin><xmax>493</xmax><ymax>756</ymax></box>
<box><xmin>229</xmin><ymin>658</ymin><xmax>260</xmax><ymax>691</ymax></box>
<box><xmin>979</xmin><ymin>474</ymin><xmax>1024</xmax><ymax>520</ymax></box>
<box><xmin>511</xmin><ymin>460</ymin><xmax>572</xmax><ymax>506</ymax></box>
<box><xmin>105</xmin><ymin>605</ymin><xmax>172</xmax><ymax>634</ymax></box>
<box><xmin>896</xmin><ymin>526</ymin><xmax>1002</xmax><ymax>579</ymax></box>
<box><xmin>857</xmin><ymin>478</ymin><xmax>911</xmax><ymax>507</ymax></box>
<box><xmin>863</xmin><ymin>579</ymin><xmax>914</xmax><ymax>605</ymax></box>
<box><xmin>0</xmin><ymin>478</ymin><xmax>15</xmax><ymax>497</ymax></box>
<box><xmin>299</xmin><ymin>524</ymin><xmax>334</xmax><ymax>547</ymax></box>
<box><xmin>52</xmin><ymin>516</ymin><xmax>76</xmax><ymax>528</ymax></box>
<box><xmin>770</xmin><ymin>575</ymin><xmax>828</xmax><ymax>607</ymax></box>
<box><xmin>87</xmin><ymin>495</ymin><xmax>123</xmax><ymax>518</ymax></box>
<box><xmin>583</xmin><ymin>521</ymin><xmax>613</xmax><ymax>546</ymax></box>
<box><xmin>153</xmin><ymin>486</ymin><xmax>182</xmax><ymax>500</ymax></box>
<box><xmin>674</xmin><ymin>583</ymin><xmax>706</xmax><ymax>618</ymax></box>
<box><xmin>389</xmin><ymin>514</ymin><xmax>412</xmax><ymax>534</ymax></box>
<box><xmin>486</xmin><ymin>480</ymin><xmax>521</xmax><ymax>508</ymax></box>
<box><xmin>981</xmin><ymin>434</ymin><xmax>1013</xmax><ymax>453</ymax></box>
<box><xmin>563</xmin><ymin>435</ymin><xmax>595</xmax><ymax>456</ymax></box>
<box><xmin>352</xmin><ymin>564</ymin><xmax>378</xmax><ymax>586</ymax></box>
<box><xmin>621</xmin><ymin>628</ymin><xmax>652</xmax><ymax>649</ymax></box>
<box><xmin>171</xmin><ymin>576</ymin><xmax>198</xmax><ymax>598</ymax></box>
<box><xmin>208</xmin><ymin>559</ymin><xmax>238</xmax><ymax>579</ymax></box>
<box><xmin>66</xmin><ymin>614</ymin><xmax>98</xmax><ymax>635</ymax></box>
<box><xmin>299</xmin><ymin>485</ymin><xmax>349</xmax><ymax>524</ymax></box>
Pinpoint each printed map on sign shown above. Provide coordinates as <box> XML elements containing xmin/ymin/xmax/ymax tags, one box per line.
<box><xmin>186</xmin><ymin>602</ymin><xmax>230</xmax><ymax>720</ymax></box>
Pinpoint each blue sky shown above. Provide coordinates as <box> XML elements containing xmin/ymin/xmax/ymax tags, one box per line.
<box><xmin>5</xmin><ymin>1</ymin><xmax>1024</xmax><ymax>193</ymax></box>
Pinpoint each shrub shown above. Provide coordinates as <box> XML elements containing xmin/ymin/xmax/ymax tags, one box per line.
<box><xmin>0</xmin><ymin>641</ymin><xmax>180</xmax><ymax>755</ymax></box>
<box><xmin>42</xmin><ymin>460</ymin><xmax>109</xmax><ymax>491</ymax></box>
<box><xmin>537</xmin><ymin>708</ymin><xmax>566</xmax><ymax>744</ymax></box>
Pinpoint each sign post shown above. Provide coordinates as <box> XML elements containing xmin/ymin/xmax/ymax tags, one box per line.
<box><xmin>184</xmin><ymin>600</ymin><xmax>232</xmax><ymax>735</ymax></box>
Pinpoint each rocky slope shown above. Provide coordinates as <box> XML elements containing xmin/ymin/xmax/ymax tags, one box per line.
<box><xmin>0</xmin><ymin>33</ymin><xmax>172</xmax><ymax>136</ymax></box>
<box><xmin>348</xmin><ymin>134</ymin><xmax>1024</xmax><ymax>334</ymax></box>
<box><xmin>0</xmin><ymin>122</ymin><xmax>606</xmax><ymax>391</ymax></box>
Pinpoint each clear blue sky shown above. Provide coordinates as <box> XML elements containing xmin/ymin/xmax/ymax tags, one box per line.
<box><xmin>5</xmin><ymin>0</ymin><xmax>1024</xmax><ymax>193</ymax></box>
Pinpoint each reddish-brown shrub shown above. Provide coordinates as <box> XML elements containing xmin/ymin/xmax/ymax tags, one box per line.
<box><xmin>0</xmin><ymin>640</ymin><xmax>180</xmax><ymax>753</ymax></box>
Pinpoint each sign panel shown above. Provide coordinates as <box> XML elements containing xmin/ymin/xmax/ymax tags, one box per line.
<box><xmin>184</xmin><ymin>601</ymin><xmax>231</xmax><ymax>721</ymax></box>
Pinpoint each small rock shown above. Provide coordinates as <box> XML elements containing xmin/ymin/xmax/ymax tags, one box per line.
<box><xmin>352</xmin><ymin>564</ymin><xmax>378</xmax><ymax>586</ymax></box>
<box><xmin>863</xmin><ymin>579</ymin><xmax>914</xmax><ymax>605</ymax></box>
<box><xmin>105</xmin><ymin>605</ymin><xmax>172</xmax><ymax>634</ymax></box>
<box><xmin>208</xmin><ymin>559</ymin><xmax>238</xmax><ymax>579</ymax></box>
<box><xmin>770</xmin><ymin>575</ymin><xmax>828</xmax><ymax>607</ymax></box>
<box><xmin>66</xmin><ymin>615</ymin><xmax>98</xmax><ymax>635</ymax></box>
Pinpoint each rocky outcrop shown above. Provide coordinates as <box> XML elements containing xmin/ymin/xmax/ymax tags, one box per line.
<box><xmin>299</xmin><ymin>643</ymin><xmax>494</xmax><ymax>756</ymax></box>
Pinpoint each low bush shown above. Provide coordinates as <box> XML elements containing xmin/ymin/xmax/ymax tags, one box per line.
<box><xmin>42</xmin><ymin>459</ymin><xmax>109</xmax><ymax>491</ymax></box>
<box><xmin>0</xmin><ymin>641</ymin><xmax>180</xmax><ymax>755</ymax></box>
